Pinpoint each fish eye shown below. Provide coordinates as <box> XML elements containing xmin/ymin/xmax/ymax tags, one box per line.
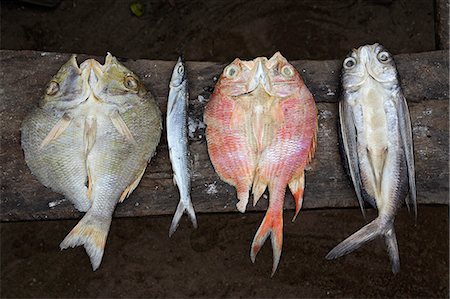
<box><xmin>281</xmin><ymin>65</ymin><xmax>294</xmax><ymax>78</ymax></box>
<box><xmin>224</xmin><ymin>64</ymin><xmax>239</xmax><ymax>79</ymax></box>
<box><xmin>46</xmin><ymin>81</ymin><xmax>60</xmax><ymax>96</ymax></box>
<box><xmin>377</xmin><ymin>51</ymin><xmax>391</xmax><ymax>63</ymax></box>
<box><xmin>124</xmin><ymin>75</ymin><xmax>138</xmax><ymax>90</ymax></box>
<box><xmin>343</xmin><ymin>57</ymin><xmax>357</xmax><ymax>69</ymax></box>
<box><xmin>177</xmin><ymin>64</ymin><xmax>184</xmax><ymax>75</ymax></box>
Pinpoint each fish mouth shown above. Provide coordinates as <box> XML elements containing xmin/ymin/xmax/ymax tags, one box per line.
<box><xmin>79</xmin><ymin>59</ymin><xmax>104</xmax><ymax>103</ymax></box>
<box><xmin>344</xmin><ymin>63</ymin><xmax>393</xmax><ymax>89</ymax></box>
<box><xmin>247</xmin><ymin>59</ymin><xmax>272</xmax><ymax>94</ymax></box>
<box><xmin>169</xmin><ymin>56</ymin><xmax>187</xmax><ymax>88</ymax></box>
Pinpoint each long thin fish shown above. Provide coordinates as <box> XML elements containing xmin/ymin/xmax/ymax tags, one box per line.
<box><xmin>167</xmin><ymin>56</ymin><xmax>197</xmax><ymax>236</ymax></box>
<box><xmin>326</xmin><ymin>43</ymin><xmax>417</xmax><ymax>273</ymax></box>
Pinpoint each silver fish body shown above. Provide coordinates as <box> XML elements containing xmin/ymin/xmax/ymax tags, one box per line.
<box><xmin>326</xmin><ymin>43</ymin><xmax>416</xmax><ymax>273</ymax></box>
<box><xmin>167</xmin><ymin>57</ymin><xmax>197</xmax><ymax>236</ymax></box>
<box><xmin>21</xmin><ymin>54</ymin><xmax>162</xmax><ymax>270</ymax></box>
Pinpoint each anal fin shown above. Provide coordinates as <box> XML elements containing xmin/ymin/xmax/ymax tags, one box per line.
<box><xmin>119</xmin><ymin>165</ymin><xmax>147</xmax><ymax>203</ymax></box>
<box><xmin>288</xmin><ymin>172</ymin><xmax>305</xmax><ymax>221</ymax></box>
<box><xmin>40</xmin><ymin>113</ymin><xmax>72</xmax><ymax>148</ymax></box>
<box><xmin>307</xmin><ymin>122</ymin><xmax>318</xmax><ymax>165</ymax></box>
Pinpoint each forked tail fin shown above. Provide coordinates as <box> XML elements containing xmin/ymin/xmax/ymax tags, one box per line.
<box><xmin>250</xmin><ymin>207</ymin><xmax>283</xmax><ymax>276</ymax></box>
<box><xmin>169</xmin><ymin>199</ymin><xmax>198</xmax><ymax>237</ymax></box>
<box><xmin>60</xmin><ymin>212</ymin><xmax>112</xmax><ymax>271</ymax></box>
<box><xmin>326</xmin><ymin>217</ymin><xmax>400</xmax><ymax>273</ymax></box>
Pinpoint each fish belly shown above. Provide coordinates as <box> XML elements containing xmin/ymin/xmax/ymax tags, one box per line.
<box><xmin>60</xmin><ymin>100</ymin><xmax>161</xmax><ymax>270</ymax></box>
<box><xmin>356</xmin><ymin>84</ymin><xmax>403</xmax><ymax>213</ymax></box>
<box><xmin>21</xmin><ymin>108</ymin><xmax>90</xmax><ymax>211</ymax></box>
<box><xmin>205</xmin><ymin>93</ymin><xmax>257</xmax><ymax>212</ymax></box>
<box><xmin>88</xmin><ymin>101</ymin><xmax>161</xmax><ymax>217</ymax></box>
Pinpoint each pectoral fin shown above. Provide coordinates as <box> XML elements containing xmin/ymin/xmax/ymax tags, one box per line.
<box><xmin>40</xmin><ymin>114</ymin><xmax>72</xmax><ymax>148</ymax></box>
<box><xmin>398</xmin><ymin>95</ymin><xmax>417</xmax><ymax>217</ymax></box>
<box><xmin>110</xmin><ymin>111</ymin><xmax>136</xmax><ymax>144</ymax></box>
<box><xmin>230</xmin><ymin>104</ymin><xmax>246</xmax><ymax>127</ymax></box>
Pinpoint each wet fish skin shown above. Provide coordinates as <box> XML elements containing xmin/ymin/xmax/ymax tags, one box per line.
<box><xmin>167</xmin><ymin>56</ymin><xmax>197</xmax><ymax>236</ymax></box>
<box><xmin>22</xmin><ymin>54</ymin><xmax>162</xmax><ymax>270</ymax></box>
<box><xmin>326</xmin><ymin>43</ymin><xmax>416</xmax><ymax>273</ymax></box>
<box><xmin>205</xmin><ymin>52</ymin><xmax>317</xmax><ymax>275</ymax></box>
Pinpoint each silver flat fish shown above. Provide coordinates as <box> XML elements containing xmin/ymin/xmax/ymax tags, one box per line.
<box><xmin>326</xmin><ymin>43</ymin><xmax>417</xmax><ymax>273</ymax></box>
<box><xmin>21</xmin><ymin>54</ymin><xmax>162</xmax><ymax>270</ymax></box>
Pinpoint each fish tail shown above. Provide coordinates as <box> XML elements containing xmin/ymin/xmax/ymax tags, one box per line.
<box><xmin>60</xmin><ymin>212</ymin><xmax>112</xmax><ymax>271</ymax></box>
<box><xmin>384</xmin><ymin>225</ymin><xmax>400</xmax><ymax>273</ymax></box>
<box><xmin>326</xmin><ymin>217</ymin><xmax>400</xmax><ymax>273</ymax></box>
<box><xmin>169</xmin><ymin>198</ymin><xmax>198</xmax><ymax>237</ymax></box>
<box><xmin>250</xmin><ymin>205</ymin><xmax>283</xmax><ymax>276</ymax></box>
<box><xmin>326</xmin><ymin>217</ymin><xmax>382</xmax><ymax>260</ymax></box>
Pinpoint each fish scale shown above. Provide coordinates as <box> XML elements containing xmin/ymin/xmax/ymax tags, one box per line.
<box><xmin>166</xmin><ymin>57</ymin><xmax>198</xmax><ymax>236</ymax></box>
<box><xmin>22</xmin><ymin>54</ymin><xmax>162</xmax><ymax>270</ymax></box>
<box><xmin>326</xmin><ymin>43</ymin><xmax>416</xmax><ymax>273</ymax></box>
<box><xmin>22</xmin><ymin>108</ymin><xmax>90</xmax><ymax>212</ymax></box>
<box><xmin>205</xmin><ymin>52</ymin><xmax>317</xmax><ymax>275</ymax></box>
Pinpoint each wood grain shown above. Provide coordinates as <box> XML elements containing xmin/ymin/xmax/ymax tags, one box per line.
<box><xmin>1</xmin><ymin>50</ymin><xmax>448</xmax><ymax>221</ymax></box>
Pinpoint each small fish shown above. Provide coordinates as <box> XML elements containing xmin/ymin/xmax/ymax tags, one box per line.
<box><xmin>167</xmin><ymin>56</ymin><xmax>197</xmax><ymax>236</ymax></box>
<box><xmin>326</xmin><ymin>43</ymin><xmax>417</xmax><ymax>273</ymax></box>
<box><xmin>204</xmin><ymin>53</ymin><xmax>317</xmax><ymax>275</ymax></box>
<box><xmin>21</xmin><ymin>53</ymin><xmax>162</xmax><ymax>270</ymax></box>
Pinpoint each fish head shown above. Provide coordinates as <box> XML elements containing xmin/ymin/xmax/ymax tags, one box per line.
<box><xmin>214</xmin><ymin>57</ymin><xmax>263</xmax><ymax>97</ymax></box>
<box><xmin>264</xmin><ymin>52</ymin><xmax>303</xmax><ymax>98</ymax></box>
<box><xmin>342</xmin><ymin>43</ymin><xmax>398</xmax><ymax>90</ymax></box>
<box><xmin>89</xmin><ymin>53</ymin><xmax>147</xmax><ymax>107</ymax></box>
<box><xmin>169</xmin><ymin>56</ymin><xmax>187</xmax><ymax>88</ymax></box>
<box><xmin>215</xmin><ymin>52</ymin><xmax>302</xmax><ymax>98</ymax></box>
<box><xmin>40</xmin><ymin>55</ymin><xmax>90</xmax><ymax>110</ymax></box>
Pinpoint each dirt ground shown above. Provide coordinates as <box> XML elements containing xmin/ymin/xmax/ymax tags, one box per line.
<box><xmin>2</xmin><ymin>207</ymin><xmax>449</xmax><ymax>298</ymax></box>
<box><xmin>1</xmin><ymin>0</ymin><xmax>448</xmax><ymax>298</ymax></box>
<box><xmin>1</xmin><ymin>0</ymin><xmax>436</xmax><ymax>61</ymax></box>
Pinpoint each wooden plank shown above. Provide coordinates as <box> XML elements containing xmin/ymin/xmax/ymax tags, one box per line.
<box><xmin>0</xmin><ymin>50</ymin><xmax>448</xmax><ymax>221</ymax></box>
<box><xmin>436</xmin><ymin>0</ymin><xmax>449</xmax><ymax>49</ymax></box>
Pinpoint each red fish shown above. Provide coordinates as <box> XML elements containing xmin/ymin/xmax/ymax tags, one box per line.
<box><xmin>204</xmin><ymin>52</ymin><xmax>317</xmax><ymax>275</ymax></box>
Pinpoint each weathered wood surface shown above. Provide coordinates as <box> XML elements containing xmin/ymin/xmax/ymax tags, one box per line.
<box><xmin>0</xmin><ymin>50</ymin><xmax>448</xmax><ymax>222</ymax></box>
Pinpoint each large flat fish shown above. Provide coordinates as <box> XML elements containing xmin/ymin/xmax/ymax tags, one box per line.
<box><xmin>21</xmin><ymin>54</ymin><xmax>162</xmax><ymax>270</ymax></box>
<box><xmin>204</xmin><ymin>52</ymin><xmax>317</xmax><ymax>275</ymax></box>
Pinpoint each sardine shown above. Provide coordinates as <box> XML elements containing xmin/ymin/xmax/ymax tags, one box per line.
<box><xmin>21</xmin><ymin>53</ymin><xmax>162</xmax><ymax>270</ymax></box>
<box><xmin>167</xmin><ymin>56</ymin><xmax>197</xmax><ymax>236</ymax></box>
<box><xmin>326</xmin><ymin>43</ymin><xmax>417</xmax><ymax>273</ymax></box>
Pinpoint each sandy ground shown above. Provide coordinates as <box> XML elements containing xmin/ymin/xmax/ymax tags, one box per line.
<box><xmin>1</xmin><ymin>0</ymin><xmax>448</xmax><ymax>298</ymax></box>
